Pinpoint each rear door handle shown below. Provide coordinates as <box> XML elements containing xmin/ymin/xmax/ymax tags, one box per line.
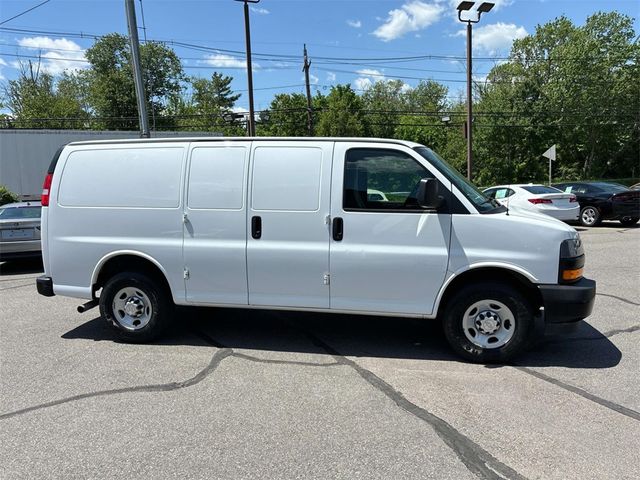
<box><xmin>251</xmin><ymin>216</ymin><xmax>262</xmax><ymax>239</ymax></box>
<box><xmin>332</xmin><ymin>217</ymin><xmax>343</xmax><ymax>241</ymax></box>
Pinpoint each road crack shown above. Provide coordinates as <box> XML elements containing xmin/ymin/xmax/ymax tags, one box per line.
<box><xmin>301</xmin><ymin>330</ymin><xmax>528</xmax><ymax>480</ymax></box>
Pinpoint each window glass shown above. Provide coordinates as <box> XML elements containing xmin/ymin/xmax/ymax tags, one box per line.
<box><xmin>484</xmin><ymin>188</ymin><xmax>496</xmax><ymax>199</ymax></box>
<box><xmin>495</xmin><ymin>188</ymin><xmax>510</xmax><ymax>199</ymax></box>
<box><xmin>343</xmin><ymin>148</ymin><xmax>432</xmax><ymax>211</ymax></box>
<box><xmin>0</xmin><ymin>206</ymin><xmax>41</xmax><ymax>219</ymax></box>
<box><xmin>413</xmin><ymin>147</ymin><xmax>504</xmax><ymax>213</ymax></box>
<box><xmin>522</xmin><ymin>185</ymin><xmax>562</xmax><ymax>194</ymax></box>
<box><xmin>252</xmin><ymin>147</ymin><xmax>322</xmax><ymax>211</ymax></box>
<box><xmin>188</xmin><ymin>147</ymin><xmax>246</xmax><ymax>210</ymax></box>
<box><xmin>59</xmin><ymin>147</ymin><xmax>184</xmax><ymax>208</ymax></box>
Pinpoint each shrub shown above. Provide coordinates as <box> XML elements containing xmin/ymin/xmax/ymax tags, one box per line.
<box><xmin>0</xmin><ymin>185</ymin><xmax>19</xmax><ymax>206</ymax></box>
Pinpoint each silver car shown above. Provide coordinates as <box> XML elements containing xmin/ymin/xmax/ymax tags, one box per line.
<box><xmin>0</xmin><ymin>202</ymin><xmax>42</xmax><ymax>261</ymax></box>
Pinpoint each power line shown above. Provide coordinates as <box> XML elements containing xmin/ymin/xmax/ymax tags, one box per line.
<box><xmin>0</xmin><ymin>0</ymin><xmax>51</xmax><ymax>27</ymax></box>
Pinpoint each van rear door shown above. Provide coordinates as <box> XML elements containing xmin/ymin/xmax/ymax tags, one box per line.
<box><xmin>247</xmin><ymin>141</ymin><xmax>333</xmax><ymax>308</ymax></box>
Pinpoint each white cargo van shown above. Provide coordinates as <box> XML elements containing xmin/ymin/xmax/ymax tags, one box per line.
<box><xmin>37</xmin><ymin>138</ymin><xmax>595</xmax><ymax>362</ymax></box>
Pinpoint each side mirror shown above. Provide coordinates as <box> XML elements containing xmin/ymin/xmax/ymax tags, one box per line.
<box><xmin>417</xmin><ymin>178</ymin><xmax>442</xmax><ymax>210</ymax></box>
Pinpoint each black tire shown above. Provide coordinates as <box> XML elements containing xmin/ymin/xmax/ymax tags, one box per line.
<box><xmin>99</xmin><ymin>271</ymin><xmax>173</xmax><ymax>342</ymax></box>
<box><xmin>579</xmin><ymin>206</ymin><xmax>601</xmax><ymax>227</ymax></box>
<box><xmin>619</xmin><ymin>216</ymin><xmax>639</xmax><ymax>227</ymax></box>
<box><xmin>442</xmin><ymin>283</ymin><xmax>536</xmax><ymax>363</ymax></box>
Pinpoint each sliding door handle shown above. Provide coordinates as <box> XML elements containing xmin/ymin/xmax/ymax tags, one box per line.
<box><xmin>332</xmin><ymin>217</ymin><xmax>343</xmax><ymax>241</ymax></box>
<box><xmin>251</xmin><ymin>216</ymin><xmax>262</xmax><ymax>239</ymax></box>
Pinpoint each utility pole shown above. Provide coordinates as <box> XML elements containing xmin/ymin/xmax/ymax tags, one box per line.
<box><xmin>125</xmin><ymin>0</ymin><xmax>149</xmax><ymax>138</ymax></box>
<box><xmin>303</xmin><ymin>44</ymin><xmax>314</xmax><ymax>136</ymax></box>
<box><xmin>236</xmin><ymin>0</ymin><xmax>260</xmax><ymax>137</ymax></box>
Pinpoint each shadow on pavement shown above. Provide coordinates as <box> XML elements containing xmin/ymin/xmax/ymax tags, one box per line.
<box><xmin>62</xmin><ymin>305</ymin><xmax>622</xmax><ymax>369</ymax></box>
<box><xmin>0</xmin><ymin>257</ymin><xmax>43</xmax><ymax>276</ymax></box>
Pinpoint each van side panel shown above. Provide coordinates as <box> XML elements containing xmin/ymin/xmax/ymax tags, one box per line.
<box><xmin>48</xmin><ymin>144</ymin><xmax>187</xmax><ymax>300</ymax></box>
<box><xmin>183</xmin><ymin>143</ymin><xmax>250</xmax><ymax>305</ymax></box>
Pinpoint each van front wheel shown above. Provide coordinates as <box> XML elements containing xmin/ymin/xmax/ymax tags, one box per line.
<box><xmin>99</xmin><ymin>272</ymin><xmax>172</xmax><ymax>342</ymax></box>
<box><xmin>442</xmin><ymin>283</ymin><xmax>535</xmax><ymax>363</ymax></box>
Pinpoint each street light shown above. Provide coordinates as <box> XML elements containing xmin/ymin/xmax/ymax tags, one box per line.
<box><xmin>457</xmin><ymin>1</ymin><xmax>494</xmax><ymax>181</ymax></box>
<box><xmin>235</xmin><ymin>0</ymin><xmax>261</xmax><ymax>137</ymax></box>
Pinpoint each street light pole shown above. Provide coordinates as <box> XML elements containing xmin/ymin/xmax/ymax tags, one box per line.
<box><xmin>235</xmin><ymin>0</ymin><xmax>260</xmax><ymax>137</ymax></box>
<box><xmin>457</xmin><ymin>2</ymin><xmax>494</xmax><ymax>181</ymax></box>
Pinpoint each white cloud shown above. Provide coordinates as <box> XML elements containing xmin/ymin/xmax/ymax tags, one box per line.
<box><xmin>347</xmin><ymin>19</ymin><xmax>362</xmax><ymax>28</ymax></box>
<box><xmin>310</xmin><ymin>73</ymin><xmax>319</xmax><ymax>84</ymax></box>
<box><xmin>373</xmin><ymin>1</ymin><xmax>444</xmax><ymax>42</ymax></box>
<box><xmin>326</xmin><ymin>71</ymin><xmax>337</xmax><ymax>82</ymax></box>
<box><xmin>250</xmin><ymin>6</ymin><xmax>270</xmax><ymax>15</ymax></box>
<box><xmin>356</xmin><ymin>68</ymin><xmax>385</xmax><ymax>78</ymax></box>
<box><xmin>455</xmin><ymin>22</ymin><xmax>528</xmax><ymax>55</ymax></box>
<box><xmin>203</xmin><ymin>53</ymin><xmax>259</xmax><ymax>69</ymax></box>
<box><xmin>0</xmin><ymin>58</ymin><xmax>7</xmax><ymax>79</ymax></box>
<box><xmin>354</xmin><ymin>77</ymin><xmax>374</xmax><ymax>91</ymax></box>
<box><xmin>353</xmin><ymin>69</ymin><xmax>386</xmax><ymax>91</ymax></box>
<box><xmin>16</xmin><ymin>36</ymin><xmax>87</xmax><ymax>74</ymax></box>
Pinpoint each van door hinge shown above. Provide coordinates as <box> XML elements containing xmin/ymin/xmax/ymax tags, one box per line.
<box><xmin>183</xmin><ymin>268</ymin><xmax>190</xmax><ymax>280</ymax></box>
<box><xmin>323</xmin><ymin>273</ymin><xmax>330</xmax><ymax>285</ymax></box>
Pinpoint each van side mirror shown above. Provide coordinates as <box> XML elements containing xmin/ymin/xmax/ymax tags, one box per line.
<box><xmin>417</xmin><ymin>178</ymin><xmax>442</xmax><ymax>210</ymax></box>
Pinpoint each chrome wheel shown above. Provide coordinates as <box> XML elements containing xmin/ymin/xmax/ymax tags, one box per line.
<box><xmin>581</xmin><ymin>207</ymin><xmax>598</xmax><ymax>226</ymax></box>
<box><xmin>462</xmin><ymin>299</ymin><xmax>515</xmax><ymax>349</ymax></box>
<box><xmin>112</xmin><ymin>287</ymin><xmax>152</xmax><ymax>331</ymax></box>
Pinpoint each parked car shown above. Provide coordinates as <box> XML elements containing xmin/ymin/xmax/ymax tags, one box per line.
<box><xmin>367</xmin><ymin>188</ymin><xmax>389</xmax><ymax>202</ymax></box>
<box><xmin>482</xmin><ymin>184</ymin><xmax>579</xmax><ymax>222</ymax></box>
<box><xmin>630</xmin><ymin>182</ymin><xmax>640</xmax><ymax>191</ymax></box>
<box><xmin>552</xmin><ymin>181</ymin><xmax>640</xmax><ymax>227</ymax></box>
<box><xmin>0</xmin><ymin>201</ymin><xmax>42</xmax><ymax>261</ymax></box>
<box><xmin>37</xmin><ymin>138</ymin><xmax>595</xmax><ymax>363</ymax></box>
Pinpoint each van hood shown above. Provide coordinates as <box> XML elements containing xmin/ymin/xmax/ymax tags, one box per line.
<box><xmin>500</xmin><ymin>208</ymin><xmax>577</xmax><ymax>237</ymax></box>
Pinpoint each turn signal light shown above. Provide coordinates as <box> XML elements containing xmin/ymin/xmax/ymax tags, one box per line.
<box><xmin>562</xmin><ymin>267</ymin><xmax>583</xmax><ymax>281</ymax></box>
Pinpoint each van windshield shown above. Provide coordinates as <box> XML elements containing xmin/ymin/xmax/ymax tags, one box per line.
<box><xmin>414</xmin><ymin>147</ymin><xmax>505</xmax><ymax>213</ymax></box>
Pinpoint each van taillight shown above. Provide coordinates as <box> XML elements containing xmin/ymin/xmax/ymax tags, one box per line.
<box><xmin>41</xmin><ymin>173</ymin><xmax>53</xmax><ymax>206</ymax></box>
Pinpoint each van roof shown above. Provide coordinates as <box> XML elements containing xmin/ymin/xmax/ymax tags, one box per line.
<box><xmin>66</xmin><ymin>136</ymin><xmax>424</xmax><ymax>149</ymax></box>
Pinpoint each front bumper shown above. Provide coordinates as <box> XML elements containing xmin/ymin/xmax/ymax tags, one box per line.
<box><xmin>538</xmin><ymin>277</ymin><xmax>596</xmax><ymax>325</ymax></box>
<box><xmin>36</xmin><ymin>276</ymin><xmax>55</xmax><ymax>297</ymax></box>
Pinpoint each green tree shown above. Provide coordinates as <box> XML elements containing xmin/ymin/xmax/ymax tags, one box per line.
<box><xmin>2</xmin><ymin>61</ymin><xmax>87</xmax><ymax>128</ymax></box>
<box><xmin>259</xmin><ymin>91</ymin><xmax>326</xmax><ymax>136</ymax></box>
<box><xmin>361</xmin><ymin>79</ymin><xmax>408</xmax><ymax>138</ymax></box>
<box><xmin>316</xmin><ymin>85</ymin><xmax>366</xmax><ymax>137</ymax></box>
<box><xmin>84</xmin><ymin>33</ymin><xmax>184</xmax><ymax>130</ymax></box>
<box><xmin>170</xmin><ymin>73</ymin><xmax>244</xmax><ymax>134</ymax></box>
<box><xmin>476</xmin><ymin>12</ymin><xmax>639</xmax><ymax>183</ymax></box>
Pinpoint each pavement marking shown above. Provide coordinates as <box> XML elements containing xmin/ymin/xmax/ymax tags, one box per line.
<box><xmin>514</xmin><ymin>367</ymin><xmax>640</xmax><ymax>422</ymax></box>
<box><xmin>301</xmin><ymin>329</ymin><xmax>528</xmax><ymax>480</ymax></box>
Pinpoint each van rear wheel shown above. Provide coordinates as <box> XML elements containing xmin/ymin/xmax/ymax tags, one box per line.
<box><xmin>442</xmin><ymin>283</ymin><xmax>535</xmax><ymax>363</ymax></box>
<box><xmin>99</xmin><ymin>272</ymin><xmax>172</xmax><ymax>342</ymax></box>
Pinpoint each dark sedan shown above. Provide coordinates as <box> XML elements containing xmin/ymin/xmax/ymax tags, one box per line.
<box><xmin>552</xmin><ymin>182</ymin><xmax>640</xmax><ymax>227</ymax></box>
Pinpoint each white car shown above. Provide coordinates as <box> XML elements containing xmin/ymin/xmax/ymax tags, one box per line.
<box><xmin>483</xmin><ymin>184</ymin><xmax>579</xmax><ymax>222</ymax></box>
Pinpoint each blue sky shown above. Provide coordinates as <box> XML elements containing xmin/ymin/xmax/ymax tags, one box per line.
<box><xmin>0</xmin><ymin>0</ymin><xmax>638</xmax><ymax>113</ymax></box>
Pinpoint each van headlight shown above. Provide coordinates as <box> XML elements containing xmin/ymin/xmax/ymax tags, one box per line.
<box><xmin>559</xmin><ymin>234</ymin><xmax>584</xmax><ymax>283</ymax></box>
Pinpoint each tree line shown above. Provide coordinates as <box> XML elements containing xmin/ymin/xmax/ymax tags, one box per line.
<box><xmin>1</xmin><ymin>12</ymin><xmax>638</xmax><ymax>185</ymax></box>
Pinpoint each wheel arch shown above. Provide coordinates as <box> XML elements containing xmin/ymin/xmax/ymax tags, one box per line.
<box><xmin>91</xmin><ymin>251</ymin><xmax>172</xmax><ymax>298</ymax></box>
<box><xmin>434</xmin><ymin>264</ymin><xmax>543</xmax><ymax>319</ymax></box>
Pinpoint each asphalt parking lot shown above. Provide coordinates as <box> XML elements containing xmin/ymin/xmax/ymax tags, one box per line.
<box><xmin>1</xmin><ymin>223</ymin><xmax>638</xmax><ymax>480</ymax></box>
